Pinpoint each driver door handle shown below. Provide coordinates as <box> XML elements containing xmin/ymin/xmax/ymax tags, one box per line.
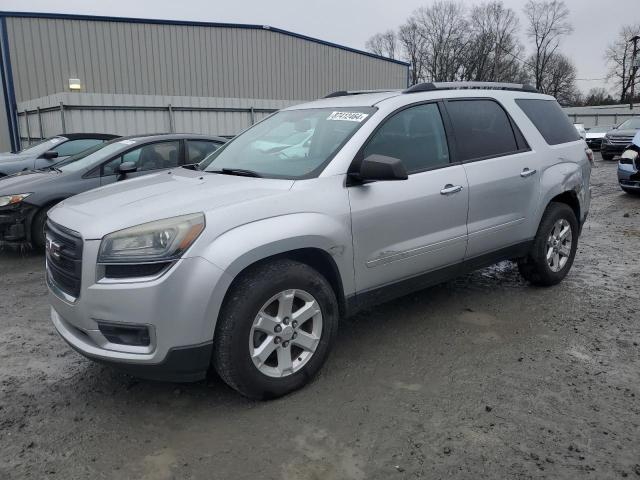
<box><xmin>440</xmin><ymin>184</ymin><xmax>463</xmax><ymax>195</ymax></box>
<box><xmin>520</xmin><ymin>168</ymin><xmax>537</xmax><ymax>178</ymax></box>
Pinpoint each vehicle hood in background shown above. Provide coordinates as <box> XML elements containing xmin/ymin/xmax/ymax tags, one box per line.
<box><xmin>49</xmin><ymin>168</ymin><xmax>295</xmax><ymax>239</ymax></box>
<box><xmin>0</xmin><ymin>170</ymin><xmax>62</xmax><ymax>194</ymax></box>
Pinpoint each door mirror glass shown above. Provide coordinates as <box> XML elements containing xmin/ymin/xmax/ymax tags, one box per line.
<box><xmin>117</xmin><ymin>161</ymin><xmax>138</xmax><ymax>180</ymax></box>
<box><xmin>358</xmin><ymin>154</ymin><xmax>408</xmax><ymax>181</ymax></box>
<box><xmin>41</xmin><ymin>150</ymin><xmax>59</xmax><ymax>160</ymax></box>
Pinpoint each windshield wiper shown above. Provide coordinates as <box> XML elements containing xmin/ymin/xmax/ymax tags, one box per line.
<box><xmin>210</xmin><ymin>168</ymin><xmax>262</xmax><ymax>178</ymax></box>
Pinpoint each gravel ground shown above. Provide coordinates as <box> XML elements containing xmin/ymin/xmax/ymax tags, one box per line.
<box><xmin>0</xmin><ymin>153</ymin><xmax>639</xmax><ymax>479</ymax></box>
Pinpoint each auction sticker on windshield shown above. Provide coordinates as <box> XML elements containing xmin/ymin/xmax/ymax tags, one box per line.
<box><xmin>118</xmin><ymin>140</ymin><xmax>137</xmax><ymax>145</ymax></box>
<box><xmin>327</xmin><ymin>111</ymin><xmax>369</xmax><ymax>122</ymax></box>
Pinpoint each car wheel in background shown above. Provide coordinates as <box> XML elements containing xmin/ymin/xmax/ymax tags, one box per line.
<box><xmin>601</xmin><ymin>153</ymin><xmax>614</xmax><ymax>161</ymax></box>
<box><xmin>518</xmin><ymin>202</ymin><xmax>579</xmax><ymax>286</ymax></box>
<box><xmin>31</xmin><ymin>206</ymin><xmax>53</xmax><ymax>250</ymax></box>
<box><xmin>213</xmin><ymin>259</ymin><xmax>339</xmax><ymax>400</ymax></box>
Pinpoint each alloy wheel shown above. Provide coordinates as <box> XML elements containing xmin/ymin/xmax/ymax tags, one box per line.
<box><xmin>249</xmin><ymin>289</ymin><xmax>323</xmax><ymax>378</ymax></box>
<box><xmin>546</xmin><ymin>218</ymin><xmax>572</xmax><ymax>273</ymax></box>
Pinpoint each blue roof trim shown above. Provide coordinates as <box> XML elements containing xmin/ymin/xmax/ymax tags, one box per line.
<box><xmin>0</xmin><ymin>10</ymin><xmax>410</xmax><ymax>67</ymax></box>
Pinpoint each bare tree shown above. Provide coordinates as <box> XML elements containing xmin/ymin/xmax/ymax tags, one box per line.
<box><xmin>605</xmin><ymin>24</ymin><xmax>640</xmax><ymax>103</ymax></box>
<box><xmin>523</xmin><ymin>0</ymin><xmax>573</xmax><ymax>91</ymax></box>
<box><xmin>536</xmin><ymin>53</ymin><xmax>578</xmax><ymax>104</ymax></box>
<box><xmin>365</xmin><ymin>30</ymin><xmax>398</xmax><ymax>59</ymax></box>
<box><xmin>398</xmin><ymin>18</ymin><xmax>426</xmax><ymax>85</ymax></box>
<box><xmin>415</xmin><ymin>0</ymin><xmax>470</xmax><ymax>82</ymax></box>
<box><xmin>582</xmin><ymin>87</ymin><xmax>616</xmax><ymax>106</ymax></box>
<box><xmin>464</xmin><ymin>1</ymin><xmax>525</xmax><ymax>82</ymax></box>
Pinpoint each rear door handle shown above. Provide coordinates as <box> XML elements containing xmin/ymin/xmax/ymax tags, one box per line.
<box><xmin>440</xmin><ymin>184</ymin><xmax>463</xmax><ymax>195</ymax></box>
<box><xmin>520</xmin><ymin>168</ymin><xmax>537</xmax><ymax>178</ymax></box>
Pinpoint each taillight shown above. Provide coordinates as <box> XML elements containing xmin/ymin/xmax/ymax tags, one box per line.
<box><xmin>585</xmin><ymin>148</ymin><xmax>594</xmax><ymax>165</ymax></box>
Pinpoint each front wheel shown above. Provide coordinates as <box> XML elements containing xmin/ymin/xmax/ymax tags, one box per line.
<box><xmin>31</xmin><ymin>206</ymin><xmax>53</xmax><ymax>250</ymax></box>
<box><xmin>621</xmin><ymin>187</ymin><xmax>640</xmax><ymax>196</ymax></box>
<box><xmin>213</xmin><ymin>259</ymin><xmax>339</xmax><ymax>399</ymax></box>
<box><xmin>601</xmin><ymin>153</ymin><xmax>614</xmax><ymax>161</ymax></box>
<box><xmin>518</xmin><ymin>202</ymin><xmax>579</xmax><ymax>286</ymax></box>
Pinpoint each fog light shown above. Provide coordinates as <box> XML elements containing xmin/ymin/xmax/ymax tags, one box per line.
<box><xmin>98</xmin><ymin>322</ymin><xmax>150</xmax><ymax>346</ymax></box>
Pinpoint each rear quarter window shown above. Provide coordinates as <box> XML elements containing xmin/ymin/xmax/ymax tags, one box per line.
<box><xmin>515</xmin><ymin>99</ymin><xmax>580</xmax><ymax>145</ymax></box>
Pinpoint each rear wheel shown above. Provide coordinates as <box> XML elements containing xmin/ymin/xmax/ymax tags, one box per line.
<box><xmin>601</xmin><ymin>153</ymin><xmax>614</xmax><ymax>161</ymax></box>
<box><xmin>518</xmin><ymin>202</ymin><xmax>578</xmax><ymax>286</ymax></box>
<box><xmin>213</xmin><ymin>259</ymin><xmax>339</xmax><ymax>399</ymax></box>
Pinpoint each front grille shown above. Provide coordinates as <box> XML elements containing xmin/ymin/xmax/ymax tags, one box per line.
<box><xmin>46</xmin><ymin>220</ymin><xmax>83</xmax><ymax>299</ymax></box>
<box><xmin>608</xmin><ymin>135</ymin><xmax>634</xmax><ymax>145</ymax></box>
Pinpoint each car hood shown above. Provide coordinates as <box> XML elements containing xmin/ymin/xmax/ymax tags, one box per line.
<box><xmin>0</xmin><ymin>153</ymin><xmax>36</xmax><ymax>173</ymax></box>
<box><xmin>609</xmin><ymin>129</ymin><xmax>639</xmax><ymax>137</ymax></box>
<box><xmin>0</xmin><ymin>169</ymin><xmax>62</xmax><ymax>194</ymax></box>
<box><xmin>49</xmin><ymin>168</ymin><xmax>295</xmax><ymax>239</ymax></box>
<box><xmin>0</xmin><ymin>152</ymin><xmax>31</xmax><ymax>161</ymax></box>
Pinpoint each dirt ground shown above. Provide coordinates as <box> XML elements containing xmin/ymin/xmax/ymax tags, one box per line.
<box><xmin>0</xmin><ymin>153</ymin><xmax>639</xmax><ymax>480</ymax></box>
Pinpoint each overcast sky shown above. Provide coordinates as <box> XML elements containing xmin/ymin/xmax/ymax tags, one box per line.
<box><xmin>3</xmin><ymin>0</ymin><xmax>639</xmax><ymax>94</ymax></box>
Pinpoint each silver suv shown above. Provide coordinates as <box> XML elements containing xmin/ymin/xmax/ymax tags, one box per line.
<box><xmin>47</xmin><ymin>82</ymin><xmax>592</xmax><ymax>399</ymax></box>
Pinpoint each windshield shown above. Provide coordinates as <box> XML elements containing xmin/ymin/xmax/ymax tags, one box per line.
<box><xmin>201</xmin><ymin>107</ymin><xmax>376</xmax><ymax>179</ymax></box>
<box><xmin>617</xmin><ymin>118</ymin><xmax>640</xmax><ymax>130</ymax></box>
<box><xmin>57</xmin><ymin>142</ymin><xmax>126</xmax><ymax>173</ymax></box>
<box><xmin>18</xmin><ymin>137</ymin><xmax>67</xmax><ymax>155</ymax></box>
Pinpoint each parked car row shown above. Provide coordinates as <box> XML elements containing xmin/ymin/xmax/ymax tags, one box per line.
<box><xmin>0</xmin><ymin>134</ymin><xmax>226</xmax><ymax>247</ymax></box>
<box><xmin>5</xmin><ymin>85</ymin><xmax>636</xmax><ymax>398</ymax></box>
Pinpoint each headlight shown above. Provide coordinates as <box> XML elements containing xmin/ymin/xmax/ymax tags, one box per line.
<box><xmin>98</xmin><ymin>213</ymin><xmax>205</xmax><ymax>263</ymax></box>
<box><xmin>0</xmin><ymin>193</ymin><xmax>31</xmax><ymax>207</ymax></box>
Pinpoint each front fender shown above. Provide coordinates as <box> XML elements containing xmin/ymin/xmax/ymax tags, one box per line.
<box><xmin>196</xmin><ymin>212</ymin><xmax>354</xmax><ymax>316</ymax></box>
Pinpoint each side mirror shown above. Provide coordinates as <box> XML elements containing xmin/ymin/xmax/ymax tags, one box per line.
<box><xmin>357</xmin><ymin>154</ymin><xmax>408</xmax><ymax>182</ymax></box>
<box><xmin>41</xmin><ymin>150</ymin><xmax>59</xmax><ymax>160</ymax></box>
<box><xmin>116</xmin><ymin>161</ymin><xmax>137</xmax><ymax>181</ymax></box>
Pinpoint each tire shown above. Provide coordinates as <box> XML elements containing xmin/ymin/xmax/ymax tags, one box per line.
<box><xmin>601</xmin><ymin>153</ymin><xmax>614</xmax><ymax>161</ymax></box>
<box><xmin>213</xmin><ymin>259</ymin><xmax>339</xmax><ymax>399</ymax></box>
<box><xmin>621</xmin><ymin>187</ymin><xmax>640</xmax><ymax>195</ymax></box>
<box><xmin>518</xmin><ymin>202</ymin><xmax>579</xmax><ymax>286</ymax></box>
<box><xmin>31</xmin><ymin>206</ymin><xmax>52</xmax><ymax>250</ymax></box>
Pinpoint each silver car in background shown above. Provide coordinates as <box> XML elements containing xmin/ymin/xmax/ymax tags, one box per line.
<box><xmin>47</xmin><ymin>82</ymin><xmax>592</xmax><ymax>399</ymax></box>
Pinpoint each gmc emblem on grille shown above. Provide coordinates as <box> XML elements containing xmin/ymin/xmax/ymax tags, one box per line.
<box><xmin>46</xmin><ymin>236</ymin><xmax>64</xmax><ymax>260</ymax></box>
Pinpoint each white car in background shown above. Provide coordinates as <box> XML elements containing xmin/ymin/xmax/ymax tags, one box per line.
<box><xmin>574</xmin><ymin>123</ymin><xmax>586</xmax><ymax>140</ymax></box>
<box><xmin>585</xmin><ymin>125</ymin><xmax>615</xmax><ymax>151</ymax></box>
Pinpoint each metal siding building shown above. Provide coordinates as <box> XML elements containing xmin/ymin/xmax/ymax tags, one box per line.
<box><xmin>0</xmin><ymin>12</ymin><xmax>408</xmax><ymax>152</ymax></box>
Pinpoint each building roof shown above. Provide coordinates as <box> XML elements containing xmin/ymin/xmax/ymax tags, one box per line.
<box><xmin>0</xmin><ymin>10</ymin><xmax>409</xmax><ymax>67</ymax></box>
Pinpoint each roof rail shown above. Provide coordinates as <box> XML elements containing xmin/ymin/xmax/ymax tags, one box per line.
<box><xmin>323</xmin><ymin>89</ymin><xmax>396</xmax><ymax>98</ymax></box>
<box><xmin>403</xmin><ymin>82</ymin><xmax>538</xmax><ymax>94</ymax></box>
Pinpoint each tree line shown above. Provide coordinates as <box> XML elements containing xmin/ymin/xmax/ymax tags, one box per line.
<box><xmin>365</xmin><ymin>0</ymin><xmax>640</xmax><ymax>107</ymax></box>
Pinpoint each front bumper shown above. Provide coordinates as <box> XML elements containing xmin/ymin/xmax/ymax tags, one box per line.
<box><xmin>618</xmin><ymin>163</ymin><xmax>640</xmax><ymax>191</ymax></box>
<box><xmin>0</xmin><ymin>203</ymin><xmax>36</xmax><ymax>244</ymax></box>
<box><xmin>585</xmin><ymin>138</ymin><xmax>603</xmax><ymax>150</ymax></box>
<box><xmin>600</xmin><ymin>141</ymin><xmax>627</xmax><ymax>157</ymax></box>
<box><xmin>49</xmin><ymin>239</ymin><xmax>233</xmax><ymax>382</ymax></box>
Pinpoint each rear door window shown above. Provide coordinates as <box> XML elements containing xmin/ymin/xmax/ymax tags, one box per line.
<box><xmin>515</xmin><ymin>99</ymin><xmax>580</xmax><ymax>145</ymax></box>
<box><xmin>445</xmin><ymin>99</ymin><xmax>520</xmax><ymax>161</ymax></box>
<box><xmin>187</xmin><ymin>140</ymin><xmax>223</xmax><ymax>164</ymax></box>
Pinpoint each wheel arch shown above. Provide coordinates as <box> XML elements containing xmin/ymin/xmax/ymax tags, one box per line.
<box><xmin>222</xmin><ymin>247</ymin><xmax>347</xmax><ymax>318</ymax></box>
<box><xmin>199</xmin><ymin>213</ymin><xmax>355</xmax><ymax>330</ymax></box>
